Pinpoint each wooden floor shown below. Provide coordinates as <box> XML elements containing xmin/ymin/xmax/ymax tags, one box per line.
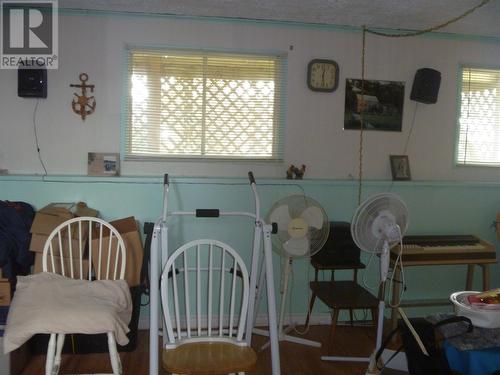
<box><xmin>20</xmin><ymin>324</ymin><xmax>404</xmax><ymax>375</ymax></box>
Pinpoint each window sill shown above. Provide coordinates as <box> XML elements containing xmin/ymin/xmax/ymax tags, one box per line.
<box><xmin>455</xmin><ymin>162</ymin><xmax>500</xmax><ymax>168</ymax></box>
<box><xmin>124</xmin><ymin>156</ymin><xmax>284</xmax><ymax>163</ymax></box>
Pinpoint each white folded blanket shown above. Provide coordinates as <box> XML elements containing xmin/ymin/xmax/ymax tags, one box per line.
<box><xmin>3</xmin><ymin>272</ymin><xmax>132</xmax><ymax>354</ymax></box>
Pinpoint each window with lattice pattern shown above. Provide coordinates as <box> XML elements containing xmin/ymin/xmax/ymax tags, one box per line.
<box><xmin>124</xmin><ymin>49</ymin><xmax>286</xmax><ymax>160</ymax></box>
<box><xmin>457</xmin><ymin>66</ymin><xmax>500</xmax><ymax>166</ymax></box>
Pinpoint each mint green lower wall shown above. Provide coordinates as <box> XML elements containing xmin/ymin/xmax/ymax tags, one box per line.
<box><xmin>1</xmin><ymin>175</ymin><xmax>499</xmax><ymax>321</ymax></box>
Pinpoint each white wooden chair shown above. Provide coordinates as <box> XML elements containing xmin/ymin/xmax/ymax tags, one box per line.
<box><xmin>42</xmin><ymin>216</ymin><xmax>127</xmax><ymax>375</ymax></box>
<box><xmin>161</xmin><ymin>239</ymin><xmax>257</xmax><ymax>375</ymax></box>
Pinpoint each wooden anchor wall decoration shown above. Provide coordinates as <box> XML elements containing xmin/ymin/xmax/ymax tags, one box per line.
<box><xmin>70</xmin><ymin>73</ymin><xmax>96</xmax><ymax>121</ymax></box>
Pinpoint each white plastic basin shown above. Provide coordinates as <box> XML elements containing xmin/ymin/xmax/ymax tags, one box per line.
<box><xmin>450</xmin><ymin>291</ymin><xmax>500</xmax><ymax>329</ymax></box>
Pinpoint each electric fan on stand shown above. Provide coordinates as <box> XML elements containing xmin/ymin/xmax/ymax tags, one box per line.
<box><xmin>322</xmin><ymin>193</ymin><xmax>408</xmax><ymax>374</ymax></box>
<box><xmin>254</xmin><ymin>195</ymin><xmax>329</xmax><ymax>348</ymax></box>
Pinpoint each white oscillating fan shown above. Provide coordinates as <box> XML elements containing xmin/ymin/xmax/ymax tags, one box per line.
<box><xmin>256</xmin><ymin>195</ymin><xmax>329</xmax><ymax>348</ymax></box>
<box><xmin>322</xmin><ymin>192</ymin><xmax>408</xmax><ymax>373</ymax></box>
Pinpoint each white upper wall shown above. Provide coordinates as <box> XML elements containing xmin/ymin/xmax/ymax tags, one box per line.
<box><xmin>0</xmin><ymin>12</ymin><xmax>499</xmax><ymax>180</ymax></box>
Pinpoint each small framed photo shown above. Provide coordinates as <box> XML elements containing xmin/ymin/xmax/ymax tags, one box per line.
<box><xmin>390</xmin><ymin>155</ymin><xmax>411</xmax><ymax>181</ymax></box>
<box><xmin>88</xmin><ymin>152</ymin><xmax>120</xmax><ymax>176</ymax></box>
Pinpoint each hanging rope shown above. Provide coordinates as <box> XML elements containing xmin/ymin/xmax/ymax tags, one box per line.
<box><xmin>356</xmin><ymin>0</ymin><xmax>492</xmax><ymax>205</ymax></box>
<box><xmin>358</xmin><ymin>26</ymin><xmax>366</xmax><ymax>206</ymax></box>
<box><xmin>366</xmin><ymin>0</ymin><xmax>492</xmax><ymax>37</ymax></box>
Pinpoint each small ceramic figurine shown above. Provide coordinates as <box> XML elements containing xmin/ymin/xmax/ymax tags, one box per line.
<box><xmin>293</xmin><ymin>164</ymin><xmax>306</xmax><ymax>179</ymax></box>
<box><xmin>286</xmin><ymin>164</ymin><xmax>306</xmax><ymax>179</ymax></box>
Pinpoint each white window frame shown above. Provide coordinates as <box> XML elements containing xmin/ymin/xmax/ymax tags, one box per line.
<box><xmin>455</xmin><ymin>64</ymin><xmax>500</xmax><ymax>167</ymax></box>
<box><xmin>122</xmin><ymin>47</ymin><xmax>287</xmax><ymax>162</ymax></box>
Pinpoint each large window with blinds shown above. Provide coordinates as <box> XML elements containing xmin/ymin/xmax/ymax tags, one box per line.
<box><xmin>124</xmin><ymin>48</ymin><xmax>286</xmax><ymax>160</ymax></box>
<box><xmin>456</xmin><ymin>66</ymin><xmax>500</xmax><ymax>166</ymax></box>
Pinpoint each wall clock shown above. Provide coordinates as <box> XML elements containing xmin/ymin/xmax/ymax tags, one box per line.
<box><xmin>307</xmin><ymin>59</ymin><xmax>339</xmax><ymax>92</ymax></box>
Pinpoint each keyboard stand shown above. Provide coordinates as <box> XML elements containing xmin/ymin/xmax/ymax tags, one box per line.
<box><xmin>390</xmin><ymin>260</ymin><xmax>493</xmax><ymax>329</ymax></box>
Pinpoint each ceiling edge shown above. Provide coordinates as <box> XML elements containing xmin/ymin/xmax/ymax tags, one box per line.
<box><xmin>58</xmin><ymin>7</ymin><xmax>500</xmax><ymax>44</ymax></box>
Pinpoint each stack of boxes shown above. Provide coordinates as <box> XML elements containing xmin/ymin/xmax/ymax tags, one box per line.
<box><xmin>30</xmin><ymin>202</ymin><xmax>98</xmax><ymax>275</ymax></box>
<box><xmin>90</xmin><ymin>217</ymin><xmax>143</xmax><ymax>287</ymax></box>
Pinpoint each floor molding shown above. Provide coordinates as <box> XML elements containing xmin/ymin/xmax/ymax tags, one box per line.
<box><xmin>139</xmin><ymin>313</ymin><xmax>373</xmax><ymax>330</ymax></box>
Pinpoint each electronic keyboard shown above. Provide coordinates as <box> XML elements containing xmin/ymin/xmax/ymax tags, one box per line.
<box><xmin>391</xmin><ymin>235</ymin><xmax>496</xmax><ymax>265</ymax></box>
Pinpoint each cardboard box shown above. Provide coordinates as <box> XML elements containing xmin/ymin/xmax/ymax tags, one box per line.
<box><xmin>0</xmin><ymin>268</ymin><xmax>7</xmax><ymax>281</ymax></box>
<box><xmin>73</xmin><ymin>202</ymin><xmax>99</xmax><ymax>218</ymax></box>
<box><xmin>30</xmin><ymin>204</ymin><xmax>74</xmax><ymax>236</ymax></box>
<box><xmin>33</xmin><ymin>253</ymin><xmax>89</xmax><ymax>279</ymax></box>
<box><xmin>29</xmin><ymin>202</ymin><xmax>98</xmax><ymax>257</ymax></box>
<box><xmin>0</xmin><ymin>282</ymin><xmax>10</xmax><ymax>306</ymax></box>
<box><xmin>91</xmin><ymin>217</ymin><xmax>143</xmax><ymax>286</ymax></box>
<box><xmin>30</xmin><ymin>235</ymin><xmax>85</xmax><ymax>259</ymax></box>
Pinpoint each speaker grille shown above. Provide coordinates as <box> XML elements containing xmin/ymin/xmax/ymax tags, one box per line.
<box><xmin>18</xmin><ymin>68</ymin><xmax>47</xmax><ymax>98</ymax></box>
<box><xmin>410</xmin><ymin>68</ymin><xmax>441</xmax><ymax>104</ymax></box>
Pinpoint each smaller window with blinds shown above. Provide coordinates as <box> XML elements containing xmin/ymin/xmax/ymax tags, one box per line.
<box><xmin>124</xmin><ymin>48</ymin><xmax>286</xmax><ymax>160</ymax></box>
<box><xmin>457</xmin><ymin>66</ymin><xmax>500</xmax><ymax>166</ymax></box>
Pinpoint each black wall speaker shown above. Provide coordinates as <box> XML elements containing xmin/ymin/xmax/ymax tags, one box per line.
<box><xmin>18</xmin><ymin>68</ymin><xmax>47</xmax><ymax>98</ymax></box>
<box><xmin>410</xmin><ymin>68</ymin><xmax>441</xmax><ymax>104</ymax></box>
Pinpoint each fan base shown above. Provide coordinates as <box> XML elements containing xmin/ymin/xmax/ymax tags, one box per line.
<box><xmin>321</xmin><ymin>349</ymin><xmax>408</xmax><ymax>374</ymax></box>
<box><xmin>253</xmin><ymin>324</ymin><xmax>321</xmax><ymax>350</ymax></box>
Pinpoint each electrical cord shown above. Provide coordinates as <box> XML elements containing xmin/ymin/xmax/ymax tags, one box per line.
<box><xmin>33</xmin><ymin>99</ymin><xmax>48</xmax><ymax>176</ymax></box>
<box><xmin>291</xmin><ymin>260</ymin><xmax>312</xmax><ymax>335</ymax></box>
<box><xmin>403</xmin><ymin>103</ymin><xmax>419</xmax><ymax>155</ymax></box>
<box><xmin>359</xmin><ymin>227</ymin><xmax>406</xmax><ymax>307</ymax></box>
<box><xmin>362</xmin><ymin>238</ymin><xmax>383</xmax><ymax>291</ymax></box>
<box><xmin>388</xmin><ymin>225</ymin><xmax>406</xmax><ymax>308</ymax></box>
<box><xmin>280</xmin><ymin>255</ymin><xmax>312</xmax><ymax>336</ymax></box>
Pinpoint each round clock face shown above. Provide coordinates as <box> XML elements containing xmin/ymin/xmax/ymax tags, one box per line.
<box><xmin>307</xmin><ymin>59</ymin><xmax>339</xmax><ymax>92</ymax></box>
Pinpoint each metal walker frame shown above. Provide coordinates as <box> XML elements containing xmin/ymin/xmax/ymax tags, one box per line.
<box><xmin>149</xmin><ymin>172</ymin><xmax>281</xmax><ymax>375</ymax></box>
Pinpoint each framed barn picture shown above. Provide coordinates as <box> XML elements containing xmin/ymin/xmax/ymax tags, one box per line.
<box><xmin>344</xmin><ymin>78</ymin><xmax>405</xmax><ymax>131</ymax></box>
